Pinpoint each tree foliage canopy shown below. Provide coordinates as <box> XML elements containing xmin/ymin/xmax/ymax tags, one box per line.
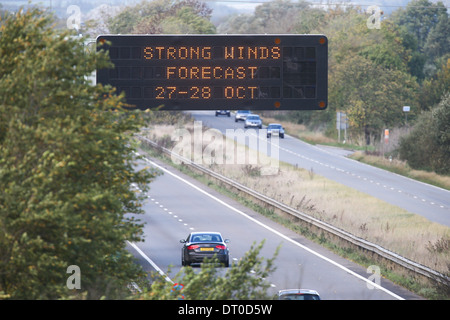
<box><xmin>0</xmin><ymin>8</ymin><xmax>157</xmax><ymax>299</ymax></box>
<box><xmin>107</xmin><ymin>0</ymin><xmax>215</xmax><ymax>34</ymax></box>
<box><xmin>391</xmin><ymin>0</ymin><xmax>449</xmax><ymax>79</ymax></box>
<box><xmin>217</xmin><ymin>0</ymin><xmax>448</xmax><ymax>152</ymax></box>
<box><xmin>399</xmin><ymin>93</ymin><xmax>450</xmax><ymax>174</ymax></box>
<box><xmin>0</xmin><ymin>7</ymin><xmax>282</xmax><ymax>299</ymax></box>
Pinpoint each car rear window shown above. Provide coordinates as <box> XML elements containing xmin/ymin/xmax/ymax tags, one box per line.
<box><xmin>280</xmin><ymin>294</ymin><xmax>320</xmax><ymax>300</ymax></box>
<box><xmin>191</xmin><ymin>234</ymin><xmax>222</xmax><ymax>242</ymax></box>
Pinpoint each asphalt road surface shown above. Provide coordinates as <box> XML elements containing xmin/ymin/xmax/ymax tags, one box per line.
<box><xmin>127</xmin><ymin>155</ymin><xmax>423</xmax><ymax>300</ymax></box>
<box><xmin>189</xmin><ymin>111</ymin><xmax>450</xmax><ymax>227</ymax></box>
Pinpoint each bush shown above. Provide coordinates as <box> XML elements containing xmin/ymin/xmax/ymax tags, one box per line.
<box><xmin>399</xmin><ymin>93</ymin><xmax>450</xmax><ymax>175</ymax></box>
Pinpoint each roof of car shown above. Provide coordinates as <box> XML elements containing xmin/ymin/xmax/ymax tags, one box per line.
<box><xmin>277</xmin><ymin>289</ymin><xmax>320</xmax><ymax>296</ymax></box>
<box><xmin>191</xmin><ymin>231</ymin><xmax>222</xmax><ymax>235</ymax></box>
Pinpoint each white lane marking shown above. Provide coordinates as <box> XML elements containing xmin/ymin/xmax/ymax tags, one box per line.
<box><xmin>148</xmin><ymin>194</ymin><xmax>193</xmax><ymax>229</ymax></box>
<box><xmin>127</xmin><ymin>241</ymin><xmax>173</xmax><ymax>284</ymax></box>
<box><xmin>133</xmin><ymin>154</ymin><xmax>404</xmax><ymax>300</ymax></box>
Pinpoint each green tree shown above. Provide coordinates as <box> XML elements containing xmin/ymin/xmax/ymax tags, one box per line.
<box><xmin>358</xmin><ymin>20</ymin><xmax>412</xmax><ymax>73</ymax></box>
<box><xmin>160</xmin><ymin>6</ymin><xmax>216</xmax><ymax>34</ymax></box>
<box><xmin>399</xmin><ymin>93</ymin><xmax>450</xmax><ymax>174</ymax></box>
<box><xmin>217</xmin><ymin>0</ymin><xmax>322</xmax><ymax>34</ymax></box>
<box><xmin>139</xmin><ymin>241</ymin><xmax>279</xmax><ymax>300</ymax></box>
<box><xmin>330</xmin><ymin>54</ymin><xmax>418</xmax><ymax>144</ymax></box>
<box><xmin>391</xmin><ymin>0</ymin><xmax>447</xmax><ymax>50</ymax></box>
<box><xmin>107</xmin><ymin>0</ymin><xmax>215</xmax><ymax>34</ymax></box>
<box><xmin>391</xmin><ymin>0</ymin><xmax>449</xmax><ymax>78</ymax></box>
<box><xmin>312</xmin><ymin>9</ymin><xmax>419</xmax><ymax>142</ymax></box>
<box><xmin>0</xmin><ymin>8</ymin><xmax>157</xmax><ymax>299</ymax></box>
<box><xmin>423</xmin><ymin>10</ymin><xmax>449</xmax><ymax>64</ymax></box>
<box><xmin>420</xmin><ymin>57</ymin><xmax>450</xmax><ymax>110</ymax></box>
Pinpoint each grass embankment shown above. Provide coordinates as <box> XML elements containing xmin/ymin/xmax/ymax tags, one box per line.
<box><xmin>139</xmin><ymin>118</ymin><xmax>449</xmax><ymax>299</ymax></box>
<box><xmin>349</xmin><ymin>152</ymin><xmax>450</xmax><ymax>191</ymax></box>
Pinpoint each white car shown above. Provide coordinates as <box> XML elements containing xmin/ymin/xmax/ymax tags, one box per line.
<box><xmin>276</xmin><ymin>289</ymin><xmax>321</xmax><ymax>300</ymax></box>
<box><xmin>235</xmin><ymin>110</ymin><xmax>251</xmax><ymax>122</ymax></box>
<box><xmin>244</xmin><ymin>114</ymin><xmax>262</xmax><ymax>129</ymax></box>
<box><xmin>266</xmin><ymin>123</ymin><xmax>285</xmax><ymax>138</ymax></box>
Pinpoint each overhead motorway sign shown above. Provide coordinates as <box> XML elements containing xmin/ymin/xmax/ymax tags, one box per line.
<box><xmin>96</xmin><ymin>34</ymin><xmax>328</xmax><ymax>111</ymax></box>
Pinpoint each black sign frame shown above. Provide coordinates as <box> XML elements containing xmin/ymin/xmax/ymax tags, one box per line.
<box><xmin>96</xmin><ymin>34</ymin><xmax>327</xmax><ymax>111</ymax></box>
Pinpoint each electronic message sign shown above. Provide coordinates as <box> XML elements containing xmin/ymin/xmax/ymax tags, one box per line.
<box><xmin>96</xmin><ymin>35</ymin><xmax>327</xmax><ymax>111</ymax></box>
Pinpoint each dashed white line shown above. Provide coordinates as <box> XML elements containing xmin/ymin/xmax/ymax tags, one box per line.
<box><xmin>147</xmin><ymin>194</ymin><xmax>195</xmax><ymax>232</ymax></box>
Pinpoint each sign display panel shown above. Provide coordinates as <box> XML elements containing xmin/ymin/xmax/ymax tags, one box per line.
<box><xmin>96</xmin><ymin>35</ymin><xmax>327</xmax><ymax>111</ymax></box>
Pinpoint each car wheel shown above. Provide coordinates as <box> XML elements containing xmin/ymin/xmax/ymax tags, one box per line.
<box><xmin>280</xmin><ymin>134</ymin><xmax>284</xmax><ymax>139</ymax></box>
<box><xmin>182</xmin><ymin>251</ymin><xmax>190</xmax><ymax>266</ymax></box>
<box><xmin>267</xmin><ymin>134</ymin><xmax>271</xmax><ymax>138</ymax></box>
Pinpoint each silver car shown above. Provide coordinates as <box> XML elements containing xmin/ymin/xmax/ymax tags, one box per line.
<box><xmin>276</xmin><ymin>289</ymin><xmax>321</xmax><ymax>300</ymax></box>
<box><xmin>266</xmin><ymin>123</ymin><xmax>285</xmax><ymax>138</ymax></box>
<box><xmin>244</xmin><ymin>114</ymin><xmax>262</xmax><ymax>129</ymax></box>
<box><xmin>234</xmin><ymin>110</ymin><xmax>251</xmax><ymax>122</ymax></box>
